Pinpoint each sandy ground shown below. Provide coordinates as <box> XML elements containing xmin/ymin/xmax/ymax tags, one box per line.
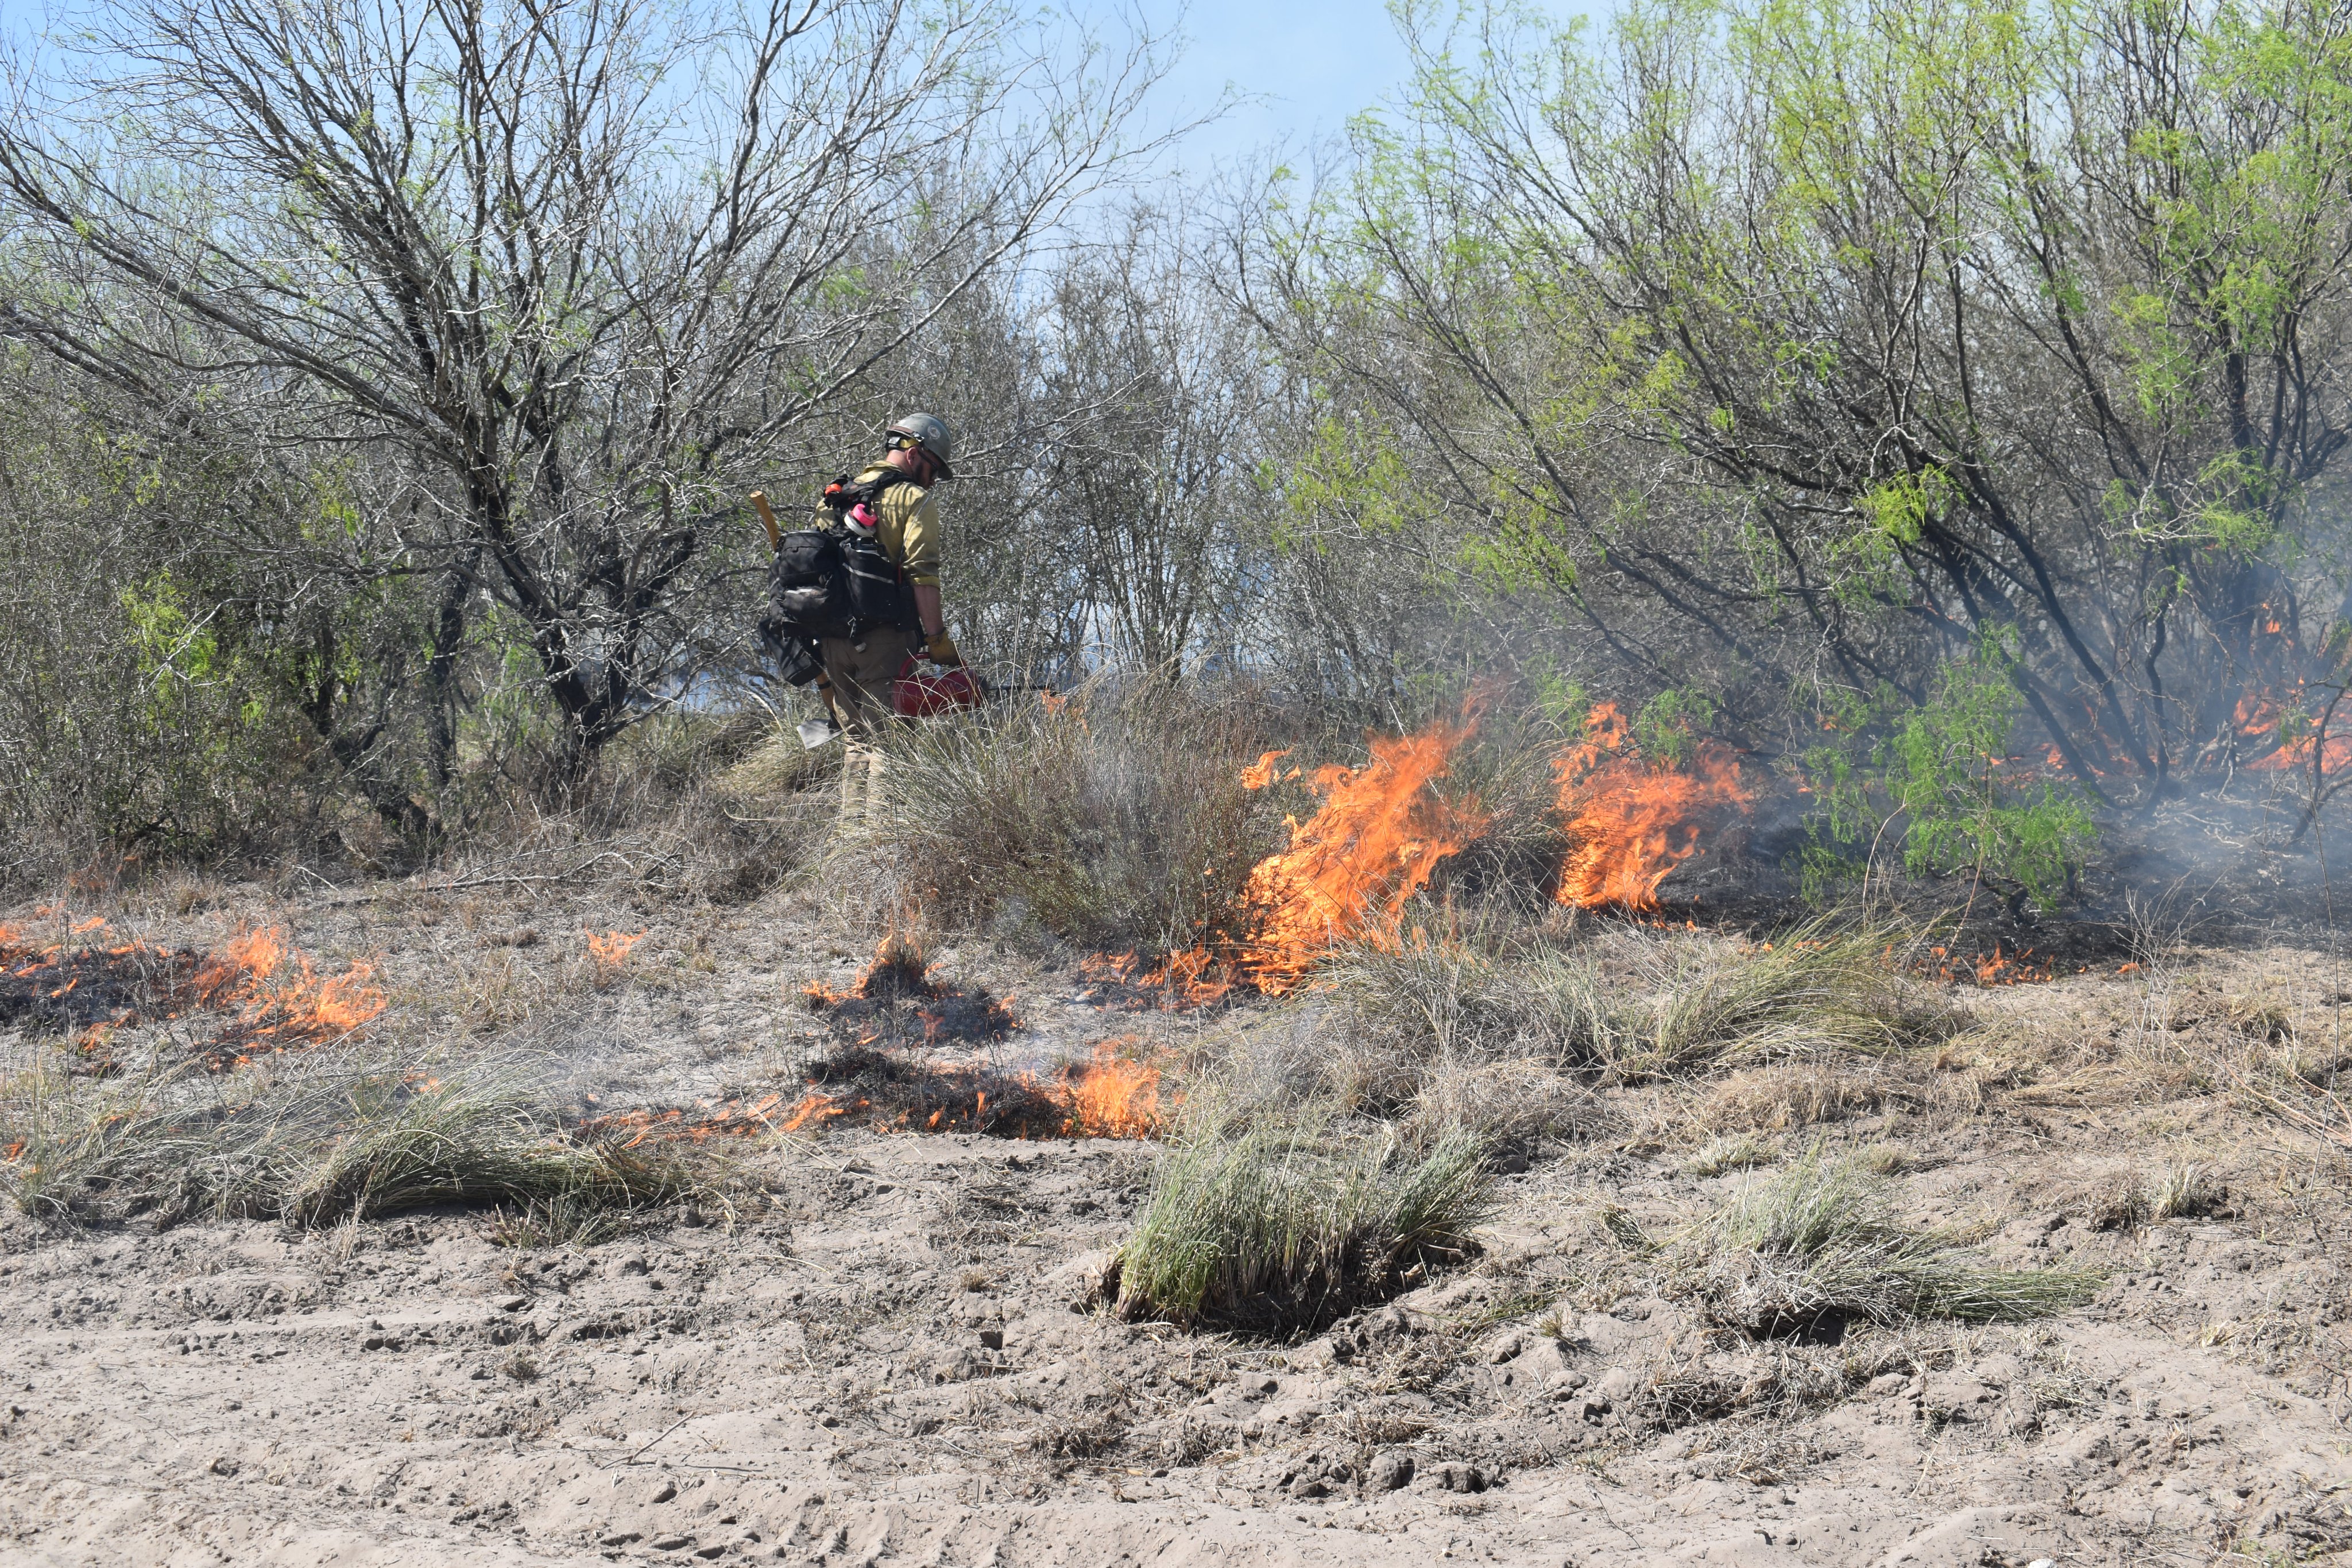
<box><xmin>4</xmin><ymin>877</ymin><xmax>2352</xmax><ymax>1567</ymax></box>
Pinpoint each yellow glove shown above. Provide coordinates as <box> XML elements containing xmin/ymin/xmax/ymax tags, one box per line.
<box><xmin>924</xmin><ymin>631</ymin><xmax>962</xmax><ymax>668</ymax></box>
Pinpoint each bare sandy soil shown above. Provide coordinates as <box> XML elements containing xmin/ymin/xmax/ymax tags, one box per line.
<box><xmin>3</xmin><ymin>876</ymin><xmax>2351</xmax><ymax>1567</ymax></box>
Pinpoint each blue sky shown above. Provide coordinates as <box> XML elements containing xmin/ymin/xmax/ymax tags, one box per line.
<box><xmin>0</xmin><ymin>0</ymin><xmax>1604</xmax><ymax>173</ymax></box>
<box><xmin>1136</xmin><ymin>0</ymin><xmax>1604</xmax><ymax>173</ymax></box>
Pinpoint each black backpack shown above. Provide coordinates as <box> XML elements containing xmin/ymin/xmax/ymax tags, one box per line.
<box><xmin>758</xmin><ymin>471</ymin><xmax>920</xmax><ymax>668</ymax></box>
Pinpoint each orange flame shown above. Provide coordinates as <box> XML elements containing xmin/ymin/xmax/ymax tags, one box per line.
<box><xmin>586</xmin><ymin>930</ymin><xmax>648</xmax><ymax>983</ymax></box>
<box><xmin>190</xmin><ymin>926</ymin><xmax>285</xmax><ymax>1005</ymax></box>
<box><xmin>1089</xmin><ymin>718</ymin><xmax>1484</xmax><ymax>1001</ymax></box>
<box><xmin>654</xmin><ymin>1040</ymin><xmax>1177</xmax><ymax>1143</ymax></box>
<box><xmin>192</xmin><ymin>925</ymin><xmax>386</xmax><ymax>1043</ymax></box>
<box><xmin>781</xmin><ymin>1093</ymin><xmax>861</xmax><ymax>1133</ymax></box>
<box><xmin>1053</xmin><ymin>1040</ymin><xmax>1165</xmax><ymax>1138</ymax></box>
<box><xmin>2</xmin><ymin>916</ymin><xmax>384</xmax><ymax>1063</ymax></box>
<box><xmin>1553</xmin><ymin>703</ymin><xmax>1753</xmax><ymax>909</ymax></box>
<box><xmin>1240</xmin><ymin>750</ymin><xmax>1298</xmax><ymax>789</ymax></box>
<box><xmin>1229</xmin><ymin>719</ymin><xmax>1486</xmax><ymax>995</ymax></box>
<box><xmin>2211</xmin><ymin>682</ymin><xmax>2352</xmax><ymax>774</ymax></box>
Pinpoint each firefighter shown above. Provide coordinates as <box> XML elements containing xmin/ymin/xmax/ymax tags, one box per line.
<box><xmin>821</xmin><ymin>412</ymin><xmax>960</xmax><ymax>823</ymax></box>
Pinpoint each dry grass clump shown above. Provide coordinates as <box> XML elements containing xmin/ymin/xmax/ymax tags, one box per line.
<box><xmin>1</xmin><ymin>1055</ymin><xmax>706</xmax><ymax>1230</ymax></box>
<box><xmin>1317</xmin><ymin>918</ymin><xmax>1956</xmax><ymax>1141</ymax></box>
<box><xmin>1307</xmin><ymin>926</ymin><xmax>1606</xmax><ymax>1145</ymax></box>
<box><xmin>1695</xmin><ymin>1064</ymin><xmax>1886</xmax><ymax>1133</ymax></box>
<box><xmin>1623</xmin><ymin>924</ymin><xmax>1956</xmax><ymax>1076</ymax></box>
<box><xmin>1322</xmin><ymin>924</ymin><xmax>1610</xmax><ymax>1074</ymax></box>
<box><xmin>1111</xmin><ymin>1107</ymin><xmax>1494</xmax><ymax>1334</ymax></box>
<box><xmin>1682</xmin><ymin>1132</ymin><xmax>1778</xmax><ymax>1177</ymax></box>
<box><xmin>1663</xmin><ymin>1147</ymin><xmax>2101</xmax><ymax>1337</ymax></box>
<box><xmin>843</xmin><ymin>679</ymin><xmax>1281</xmax><ymax>956</ymax></box>
<box><xmin>2083</xmin><ymin>1159</ymin><xmax>2228</xmax><ymax>1230</ymax></box>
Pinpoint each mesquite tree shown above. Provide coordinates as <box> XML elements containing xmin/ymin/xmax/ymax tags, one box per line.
<box><xmin>1240</xmin><ymin>0</ymin><xmax>2352</xmax><ymax>804</ymax></box>
<box><xmin>0</xmin><ymin>0</ymin><xmax>1173</xmax><ymax>766</ymax></box>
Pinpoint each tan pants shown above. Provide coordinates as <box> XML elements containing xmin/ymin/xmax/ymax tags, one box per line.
<box><xmin>820</xmin><ymin>628</ymin><xmax>919</xmax><ymax>825</ymax></box>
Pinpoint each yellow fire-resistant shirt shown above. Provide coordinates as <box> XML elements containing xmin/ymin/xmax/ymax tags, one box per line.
<box><xmin>830</xmin><ymin>462</ymin><xmax>942</xmax><ymax>588</ymax></box>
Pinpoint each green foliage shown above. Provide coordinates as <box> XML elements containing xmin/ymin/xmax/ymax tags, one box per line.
<box><xmin>1804</xmin><ymin>632</ymin><xmax>2095</xmax><ymax>909</ymax></box>
<box><xmin>1265</xmin><ymin>0</ymin><xmax>2352</xmax><ymax>810</ymax></box>
<box><xmin>0</xmin><ymin>388</ymin><xmax>303</xmax><ymax>868</ymax></box>
<box><xmin>1634</xmin><ymin>687</ymin><xmax>1717</xmax><ymax>767</ymax></box>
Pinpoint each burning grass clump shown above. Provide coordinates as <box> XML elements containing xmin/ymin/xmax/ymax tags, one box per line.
<box><xmin>800</xmin><ymin>935</ymin><xmax>1018</xmax><ymax>1048</ymax></box>
<box><xmin>779</xmin><ymin>1039</ymin><xmax>1169</xmax><ymax>1140</ymax></box>
<box><xmin>0</xmin><ymin>917</ymin><xmax>385</xmax><ymax>1070</ymax></box>
<box><xmin>1658</xmin><ymin>1146</ymin><xmax>2101</xmax><ymax>1339</ymax></box>
<box><xmin>1111</xmin><ymin>1109</ymin><xmax>1494</xmax><ymax>1334</ymax></box>
<box><xmin>1</xmin><ymin>1056</ymin><xmax>707</xmax><ymax>1230</ymax></box>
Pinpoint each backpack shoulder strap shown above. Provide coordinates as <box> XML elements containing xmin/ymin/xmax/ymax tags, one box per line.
<box><xmin>821</xmin><ymin>467</ymin><xmax>914</xmax><ymax>515</ymax></box>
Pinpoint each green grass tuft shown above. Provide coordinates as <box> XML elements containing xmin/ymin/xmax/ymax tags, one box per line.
<box><xmin>1684</xmin><ymin>1145</ymin><xmax>2100</xmax><ymax>1334</ymax></box>
<box><xmin>1113</xmin><ymin>1108</ymin><xmax>1494</xmax><ymax>1334</ymax></box>
<box><xmin>2</xmin><ymin>1056</ymin><xmax>707</xmax><ymax>1232</ymax></box>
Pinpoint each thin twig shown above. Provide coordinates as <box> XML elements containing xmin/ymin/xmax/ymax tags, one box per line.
<box><xmin>597</xmin><ymin>1415</ymin><xmax>692</xmax><ymax>1470</ymax></box>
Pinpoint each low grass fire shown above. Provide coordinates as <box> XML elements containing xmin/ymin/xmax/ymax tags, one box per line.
<box><xmin>585</xmin><ymin>1040</ymin><xmax>1170</xmax><ymax>1145</ymax></box>
<box><xmin>1094</xmin><ymin>699</ymin><xmax>1762</xmax><ymax>1002</ymax></box>
<box><xmin>1</xmin><ymin>914</ymin><xmax>386</xmax><ymax>1070</ymax></box>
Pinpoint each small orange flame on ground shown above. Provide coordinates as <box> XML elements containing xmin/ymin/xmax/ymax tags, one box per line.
<box><xmin>1925</xmin><ymin>943</ymin><xmax>2056</xmax><ymax>986</ymax></box>
<box><xmin>1553</xmin><ymin>703</ymin><xmax>1754</xmax><ymax>910</ymax></box>
<box><xmin>1</xmin><ymin>916</ymin><xmax>384</xmax><ymax>1067</ymax></box>
<box><xmin>586</xmin><ymin>930</ymin><xmax>648</xmax><ymax>984</ymax></box>
<box><xmin>1054</xmin><ymin>1040</ymin><xmax>1165</xmax><ymax>1138</ymax></box>
<box><xmin>188</xmin><ymin>924</ymin><xmax>387</xmax><ymax>1047</ymax></box>
<box><xmin>603</xmin><ymin>1042</ymin><xmax>1170</xmax><ymax>1145</ymax></box>
<box><xmin>782</xmin><ymin>1093</ymin><xmax>861</xmax><ymax>1133</ymax></box>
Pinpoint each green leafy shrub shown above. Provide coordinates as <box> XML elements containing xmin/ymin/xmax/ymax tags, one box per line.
<box><xmin>1805</xmin><ymin>632</ymin><xmax>2096</xmax><ymax>911</ymax></box>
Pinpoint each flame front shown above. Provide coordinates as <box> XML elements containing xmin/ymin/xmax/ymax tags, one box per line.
<box><xmin>1054</xmin><ymin>1041</ymin><xmax>1165</xmax><ymax>1138</ymax></box>
<box><xmin>1554</xmin><ymin>703</ymin><xmax>1754</xmax><ymax>910</ymax></box>
<box><xmin>1229</xmin><ymin>720</ymin><xmax>1486</xmax><ymax>995</ymax></box>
